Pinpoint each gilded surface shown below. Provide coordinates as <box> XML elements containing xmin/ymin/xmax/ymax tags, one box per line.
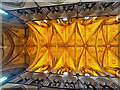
<box><xmin>2</xmin><ymin>15</ymin><xmax>120</xmax><ymax>77</ymax></box>
<box><xmin>26</xmin><ymin>15</ymin><xmax>120</xmax><ymax>77</ymax></box>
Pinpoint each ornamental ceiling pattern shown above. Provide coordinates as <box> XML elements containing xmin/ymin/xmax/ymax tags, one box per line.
<box><xmin>1</xmin><ymin>15</ymin><xmax>120</xmax><ymax>78</ymax></box>
<box><xmin>26</xmin><ymin>15</ymin><xmax>120</xmax><ymax>77</ymax></box>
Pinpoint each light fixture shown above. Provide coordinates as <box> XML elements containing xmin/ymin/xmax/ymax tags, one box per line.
<box><xmin>43</xmin><ymin>19</ymin><xmax>47</xmax><ymax>23</ymax></box>
<box><xmin>63</xmin><ymin>72</ymin><xmax>68</xmax><ymax>76</ymax></box>
<box><xmin>0</xmin><ymin>9</ymin><xmax>8</xmax><ymax>15</ymax></box>
<box><xmin>62</xmin><ymin>18</ymin><xmax>67</xmax><ymax>21</ymax></box>
<box><xmin>0</xmin><ymin>76</ymin><xmax>7</xmax><ymax>83</ymax></box>
<box><xmin>84</xmin><ymin>16</ymin><xmax>89</xmax><ymax>19</ymax></box>
<box><xmin>43</xmin><ymin>70</ymin><xmax>48</xmax><ymax>74</ymax></box>
<box><xmin>85</xmin><ymin>73</ymin><xmax>90</xmax><ymax>76</ymax></box>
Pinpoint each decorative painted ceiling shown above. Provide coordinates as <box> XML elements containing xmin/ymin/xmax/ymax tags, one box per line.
<box><xmin>1</xmin><ymin>1</ymin><xmax>120</xmax><ymax>90</ymax></box>
<box><xmin>1</xmin><ymin>2</ymin><xmax>120</xmax><ymax>79</ymax></box>
<box><xmin>2</xmin><ymin>14</ymin><xmax>120</xmax><ymax>78</ymax></box>
<box><xmin>1</xmin><ymin>23</ymin><xmax>29</xmax><ymax>69</ymax></box>
<box><xmin>24</xmin><ymin>15</ymin><xmax>120</xmax><ymax>77</ymax></box>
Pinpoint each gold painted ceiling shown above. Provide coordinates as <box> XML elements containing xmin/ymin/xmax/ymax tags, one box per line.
<box><xmin>2</xmin><ymin>15</ymin><xmax>120</xmax><ymax>78</ymax></box>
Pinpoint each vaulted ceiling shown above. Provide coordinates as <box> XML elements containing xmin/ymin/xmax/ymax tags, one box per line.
<box><xmin>0</xmin><ymin>1</ymin><xmax>120</xmax><ymax>89</ymax></box>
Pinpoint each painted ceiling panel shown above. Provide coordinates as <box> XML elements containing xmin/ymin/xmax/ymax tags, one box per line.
<box><xmin>1</xmin><ymin>13</ymin><xmax>120</xmax><ymax>77</ymax></box>
<box><xmin>22</xmin><ymin>15</ymin><xmax>120</xmax><ymax>77</ymax></box>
